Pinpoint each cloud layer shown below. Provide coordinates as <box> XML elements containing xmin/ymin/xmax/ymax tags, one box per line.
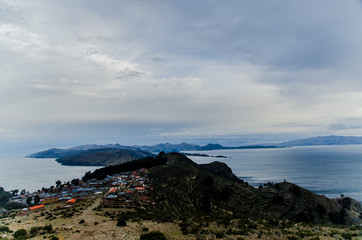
<box><xmin>1</xmin><ymin>0</ymin><xmax>362</xmax><ymax>152</ymax></box>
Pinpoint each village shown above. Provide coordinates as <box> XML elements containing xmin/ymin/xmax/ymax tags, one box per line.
<box><xmin>2</xmin><ymin>168</ymin><xmax>153</xmax><ymax>217</ymax></box>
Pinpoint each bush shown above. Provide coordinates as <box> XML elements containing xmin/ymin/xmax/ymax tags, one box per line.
<box><xmin>49</xmin><ymin>236</ymin><xmax>59</xmax><ymax>240</ymax></box>
<box><xmin>214</xmin><ymin>230</ymin><xmax>225</xmax><ymax>238</ymax></box>
<box><xmin>117</xmin><ymin>215</ymin><xmax>127</xmax><ymax>227</ymax></box>
<box><xmin>117</xmin><ymin>219</ymin><xmax>126</xmax><ymax>227</ymax></box>
<box><xmin>0</xmin><ymin>225</ymin><xmax>10</xmax><ymax>232</ymax></box>
<box><xmin>43</xmin><ymin>224</ymin><xmax>53</xmax><ymax>233</ymax></box>
<box><xmin>140</xmin><ymin>231</ymin><xmax>167</xmax><ymax>240</ymax></box>
<box><xmin>13</xmin><ymin>228</ymin><xmax>27</xmax><ymax>239</ymax></box>
<box><xmin>341</xmin><ymin>232</ymin><xmax>352</xmax><ymax>240</ymax></box>
<box><xmin>79</xmin><ymin>219</ymin><xmax>85</xmax><ymax>224</ymax></box>
<box><xmin>29</xmin><ymin>226</ymin><xmax>40</xmax><ymax>237</ymax></box>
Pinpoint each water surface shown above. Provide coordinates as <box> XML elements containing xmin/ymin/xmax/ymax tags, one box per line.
<box><xmin>186</xmin><ymin>145</ymin><xmax>362</xmax><ymax>201</ymax></box>
<box><xmin>0</xmin><ymin>156</ymin><xmax>99</xmax><ymax>192</ymax></box>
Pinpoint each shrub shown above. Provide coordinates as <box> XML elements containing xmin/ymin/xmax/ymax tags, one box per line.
<box><xmin>0</xmin><ymin>225</ymin><xmax>10</xmax><ymax>232</ymax></box>
<box><xmin>214</xmin><ymin>230</ymin><xmax>225</xmax><ymax>238</ymax></box>
<box><xmin>43</xmin><ymin>224</ymin><xmax>53</xmax><ymax>233</ymax></box>
<box><xmin>117</xmin><ymin>219</ymin><xmax>126</xmax><ymax>227</ymax></box>
<box><xmin>29</xmin><ymin>226</ymin><xmax>40</xmax><ymax>237</ymax></box>
<box><xmin>341</xmin><ymin>232</ymin><xmax>352</xmax><ymax>240</ymax></box>
<box><xmin>116</xmin><ymin>215</ymin><xmax>128</xmax><ymax>227</ymax></box>
<box><xmin>49</xmin><ymin>236</ymin><xmax>59</xmax><ymax>240</ymax></box>
<box><xmin>13</xmin><ymin>228</ymin><xmax>27</xmax><ymax>239</ymax></box>
<box><xmin>79</xmin><ymin>219</ymin><xmax>85</xmax><ymax>224</ymax></box>
<box><xmin>140</xmin><ymin>231</ymin><xmax>167</xmax><ymax>240</ymax></box>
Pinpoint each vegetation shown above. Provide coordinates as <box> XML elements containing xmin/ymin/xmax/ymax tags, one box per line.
<box><xmin>140</xmin><ymin>231</ymin><xmax>167</xmax><ymax>240</ymax></box>
<box><xmin>13</xmin><ymin>228</ymin><xmax>27</xmax><ymax>239</ymax></box>
<box><xmin>116</xmin><ymin>215</ymin><xmax>127</xmax><ymax>226</ymax></box>
<box><xmin>0</xmin><ymin>226</ymin><xmax>10</xmax><ymax>233</ymax></box>
<box><xmin>0</xmin><ymin>187</ymin><xmax>23</xmax><ymax>210</ymax></box>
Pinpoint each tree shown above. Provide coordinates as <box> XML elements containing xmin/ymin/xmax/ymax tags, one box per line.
<box><xmin>13</xmin><ymin>228</ymin><xmax>27</xmax><ymax>239</ymax></box>
<box><xmin>56</xmin><ymin>180</ymin><xmax>61</xmax><ymax>187</ymax></box>
<box><xmin>11</xmin><ymin>189</ymin><xmax>19</xmax><ymax>196</ymax></box>
<box><xmin>26</xmin><ymin>196</ymin><xmax>32</xmax><ymax>206</ymax></box>
<box><xmin>34</xmin><ymin>195</ymin><xmax>40</xmax><ymax>205</ymax></box>
<box><xmin>71</xmin><ymin>178</ymin><xmax>80</xmax><ymax>186</ymax></box>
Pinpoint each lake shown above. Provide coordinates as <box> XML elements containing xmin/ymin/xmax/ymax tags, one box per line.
<box><xmin>186</xmin><ymin>145</ymin><xmax>362</xmax><ymax>201</ymax></box>
<box><xmin>0</xmin><ymin>156</ymin><xmax>100</xmax><ymax>192</ymax></box>
<box><xmin>0</xmin><ymin>145</ymin><xmax>361</xmax><ymax>201</ymax></box>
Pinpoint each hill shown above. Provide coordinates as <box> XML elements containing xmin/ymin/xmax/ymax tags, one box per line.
<box><xmin>55</xmin><ymin>148</ymin><xmax>155</xmax><ymax>166</ymax></box>
<box><xmin>82</xmin><ymin>152</ymin><xmax>362</xmax><ymax>225</ymax></box>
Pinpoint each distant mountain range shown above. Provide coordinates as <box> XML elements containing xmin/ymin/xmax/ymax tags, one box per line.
<box><xmin>27</xmin><ymin>143</ymin><xmax>275</xmax><ymax>159</ymax></box>
<box><xmin>27</xmin><ymin>135</ymin><xmax>362</xmax><ymax>166</ymax></box>
<box><xmin>275</xmin><ymin>135</ymin><xmax>362</xmax><ymax>147</ymax></box>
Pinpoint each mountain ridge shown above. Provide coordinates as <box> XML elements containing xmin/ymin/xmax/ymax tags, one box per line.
<box><xmin>27</xmin><ymin>135</ymin><xmax>362</xmax><ymax>164</ymax></box>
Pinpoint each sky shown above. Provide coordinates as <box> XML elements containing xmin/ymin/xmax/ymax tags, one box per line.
<box><xmin>1</xmin><ymin>0</ymin><xmax>362</xmax><ymax>154</ymax></box>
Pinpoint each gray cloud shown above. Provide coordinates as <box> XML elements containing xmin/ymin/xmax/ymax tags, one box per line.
<box><xmin>0</xmin><ymin>0</ymin><xmax>362</xmax><ymax>152</ymax></box>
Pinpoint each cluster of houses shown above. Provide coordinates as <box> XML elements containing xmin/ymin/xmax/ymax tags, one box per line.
<box><xmin>101</xmin><ymin>168</ymin><xmax>153</xmax><ymax>207</ymax></box>
<box><xmin>5</xmin><ymin>168</ymin><xmax>152</xmax><ymax>215</ymax></box>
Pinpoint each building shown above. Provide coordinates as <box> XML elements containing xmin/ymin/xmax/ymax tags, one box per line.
<box><xmin>29</xmin><ymin>204</ymin><xmax>45</xmax><ymax>212</ymax></box>
<box><xmin>65</xmin><ymin>199</ymin><xmax>76</xmax><ymax>205</ymax></box>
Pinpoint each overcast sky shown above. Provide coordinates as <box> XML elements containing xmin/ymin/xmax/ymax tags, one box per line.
<box><xmin>1</xmin><ymin>0</ymin><xmax>362</xmax><ymax>154</ymax></box>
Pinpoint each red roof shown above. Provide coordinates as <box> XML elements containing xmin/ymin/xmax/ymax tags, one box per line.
<box><xmin>65</xmin><ymin>199</ymin><xmax>76</xmax><ymax>203</ymax></box>
<box><xmin>29</xmin><ymin>204</ymin><xmax>45</xmax><ymax>210</ymax></box>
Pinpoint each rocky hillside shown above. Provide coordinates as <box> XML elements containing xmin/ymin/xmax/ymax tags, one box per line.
<box><xmin>147</xmin><ymin>153</ymin><xmax>362</xmax><ymax>225</ymax></box>
<box><xmin>55</xmin><ymin>148</ymin><xmax>155</xmax><ymax>166</ymax></box>
<box><xmin>81</xmin><ymin>152</ymin><xmax>362</xmax><ymax>225</ymax></box>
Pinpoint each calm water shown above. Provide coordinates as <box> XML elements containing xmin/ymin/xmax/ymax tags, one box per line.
<box><xmin>186</xmin><ymin>145</ymin><xmax>362</xmax><ymax>201</ymax></box>
<box><xmin>0</xmin><ymin>157</ymin><xmax>100</xmax><ymax>192</ymax></box>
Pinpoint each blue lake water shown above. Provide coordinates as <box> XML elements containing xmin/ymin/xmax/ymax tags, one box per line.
<box><xmin>0</xmin><ymin>145</ymin><xmax>361</xmax><ymax>201</ymax></box>
<box><xmin>0</xmin><ymin>157</ymin><xmax>99</xmax><ymax>192</ymax></box>
<box><xmin>186</xmin><ymin>145</ymin><xmax>362</xmax><ymax>202</ymax></box>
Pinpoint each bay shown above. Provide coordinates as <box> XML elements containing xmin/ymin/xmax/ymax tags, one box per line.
<box><xmin>0</xmin><ymin>157</ymin><xmax>100</xmax><ymax>192</ymax></box>
<box><xmin>186</xmin><ymin>145</ymin><xmax>362</xmax><ymax>201</ymax></box>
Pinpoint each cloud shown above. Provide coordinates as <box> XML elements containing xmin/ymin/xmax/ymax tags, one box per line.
<box><xmin>0</xmin><ymin>127</ymin><xmax>11</xmax><ymax>133</ymax></box>
<box><xmin>1</xmin><ymin>0</ymin><xmax>362</xmax><ymax>151</ymax></box>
